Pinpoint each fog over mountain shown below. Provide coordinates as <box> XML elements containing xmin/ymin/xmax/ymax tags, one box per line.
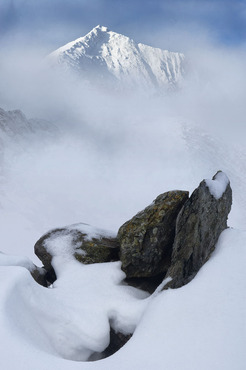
<box><xmin>0</xmin><ymin>26</ymin><xmax>245</xmax><ymax>254</ymax></box>
<box><xmin>47</xmin><ymin>25</ymin><xmax>185</xmax><ymax>90</ymax></box>
<box><xmin>0</xmin><ymin>19</ymin><xmax>245</xmax><ymax>370</ymax></box>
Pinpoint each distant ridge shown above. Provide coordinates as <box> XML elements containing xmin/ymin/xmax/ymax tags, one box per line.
<box><xmin>0</xmin><ymin>107</ymin><xmax>57</xmax><ymax>146</ymax></box>
<box><xmin>47</xmin><ymin>25</ymin><xmax>185</xmax><ymax>90</ymax></box>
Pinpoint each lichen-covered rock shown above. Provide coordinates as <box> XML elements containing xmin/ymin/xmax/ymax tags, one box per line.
<box><xmin>164</xmin><ymin>171</ymin><xmax>232</xmax><ymax>289</ymax></box>
<box><xmin>34</xmin><ymin>223</ymin><xmax>119</xmax><ymax>280</ymax></box>
<box><xmin>118</xmin><ymin>190</ymin><xmax>189</xmax><ymax>278</ymax></box>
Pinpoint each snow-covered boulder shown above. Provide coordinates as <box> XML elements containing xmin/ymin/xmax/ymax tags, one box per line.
<box><xmin>34</xmin><ymin>172</ymin><xmax>232</xmax><ymax>291</ymax></box>
<box><xmin>34</xmin><ymin>223</ymin><xmax>119</xmax><ymax>281</ymax></box>
<box><xmin>118</xmin><ymin>190</ymin><xmax>189</xmax><ymax>278</ymax></box>
<box><xmin>165</xmin><ymin>171</ymin><xmax>232</xmax><ymax>289</ymax></box>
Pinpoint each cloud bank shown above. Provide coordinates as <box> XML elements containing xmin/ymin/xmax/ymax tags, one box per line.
<box><xmin>0</xmin><ymin>7</ymin><xmax>246</xmax><ymax>260</ymax></box>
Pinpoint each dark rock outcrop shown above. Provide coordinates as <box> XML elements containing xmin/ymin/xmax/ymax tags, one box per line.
<box><xmin>30</xmin><ymin>170</ymin><xmax>232</xmax><ymax>361</ymax></box>
<box><xmin>34</xmin><ymin>223</ymin><xmax>119</xmax><ymax>282</ymax></box>
<box><xmin>164</xmin><ymin>171</ymin><xmax>232</xmax><ymax>289</ymax></box>
<box><xmin>118</xmin><ymin>190</ymin><xmax>189</xmax><ymax>278</ymax></box>
<box><xmin>33</xmin><ymin>171</ymin><xmax>232</xmax><ymax>294</ymax></box>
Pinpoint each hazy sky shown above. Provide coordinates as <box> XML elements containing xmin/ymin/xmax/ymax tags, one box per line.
<box><xmin>0</xmin><ymin>0</ymin><xmax>245</xmax><ymax>52</ymax></box>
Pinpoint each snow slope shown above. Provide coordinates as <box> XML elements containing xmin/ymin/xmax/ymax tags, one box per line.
<box><xmin>0</xmin><ymin>228</ymin><xmax>245</xmax><ymax>369</ymax></box>
<box><xmin>0</xmin><ymin>106</ymin><xmax>245</xmax><ymax>368</ymax></box>
<box><xmin>47</xmin><ymin>25</ymin><xmax>185</xmax><ymax>89</ymax></box>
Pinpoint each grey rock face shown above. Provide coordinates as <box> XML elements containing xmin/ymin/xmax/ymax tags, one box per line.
<box><xmin>165</xmin><ymin>171</ymin><xmax>232</xmax><ymax>289</ymax></box>
<box><xmin>34</xmin><ymin>223</ymin><xmax>119</xmax><ymax>281</ymax></box>
<box><xmin>118</xmin><ymin>190</ymin><xmax>189</xmax><ymax>278</ymax></box>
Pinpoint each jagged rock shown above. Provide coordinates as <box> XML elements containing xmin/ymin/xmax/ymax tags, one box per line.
<box><xmin>34</xmin><ymin>223</ymin><xmax>119</xmax><ymax>280</ymax></box>
<box><xmin>164</xmin><ymin>171</ymin><xmax>232</xmax><ymax>289</ymax></box>
<box><xmin>118</xmin><ymin>190</ymin><xmax>189</xmax><ymax>278</ymax></box>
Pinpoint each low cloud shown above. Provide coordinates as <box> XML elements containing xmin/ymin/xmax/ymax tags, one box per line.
<box><xmin>0</xmin><ymin>20</ymin><xmax>246</xmax><ymax>259</ymax></box>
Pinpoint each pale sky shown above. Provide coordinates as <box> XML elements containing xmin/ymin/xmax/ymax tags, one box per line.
<box><xmin>0</xmin><ymin>0</ymin><xmax>245</xmax><ymax>52</ymax></box>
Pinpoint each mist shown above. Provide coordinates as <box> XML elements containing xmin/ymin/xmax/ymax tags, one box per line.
<box><xmin>0</xmin><ymin>25</ymin><xmax>246</xmax><ymax>261</ymax></box>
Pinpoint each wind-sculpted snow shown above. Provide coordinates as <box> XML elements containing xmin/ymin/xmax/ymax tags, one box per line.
<box><xmin>0</xmin><ymin>251</ymin><xmax>36</xmax><ymax>271</ymax></box>
<box><xmin>0</xmin><ymin>228</ymin><xmax>245</xmax><ymax>369</ymax></box>
<box><xmin>47</xmin><ymin>25</ymin><xmax>185</xmax><ymax>90</ymax></box>
<box><xmin>1</xmin><ymin>253</ymin><xmax>149</xmax><ymax>361</ymax></box>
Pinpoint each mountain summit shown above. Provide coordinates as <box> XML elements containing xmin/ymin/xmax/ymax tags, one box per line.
<box><xmin>47</xmin><ymin>25</ymin><xmax>185</xmax><ymax>90</ymax></box>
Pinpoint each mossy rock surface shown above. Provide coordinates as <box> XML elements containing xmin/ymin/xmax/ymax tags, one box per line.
<box><xmin>118</xmin><ymin>190</ymin><xmax>189</xmax><ymax>278</ymax></box>
<box><xmin>73</xmin><ymin>236</ymin><xmax>119</xmax><ymax>264</ymax></box>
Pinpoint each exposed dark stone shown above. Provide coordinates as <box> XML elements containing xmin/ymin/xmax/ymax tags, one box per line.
<box><xmin>34</xmin><ymin>238</ymin><xmax>53</xmax><ymax>271</ymax></box>
<box><xmin>164</xmin><ymin>171</ymin><xmax>232</xmax><ymax>289</ymax></box>
<box><xmin>124</xmin><ymin>274</ymin><xmax>166</xmax><ymax>294</ymax></box>
<box><xmin>101</xmin><ymin>328</ymin><xmax>132</xmax><ymax>359</ymax></box>
<box><xmin>44</xmin><ymin>266</ymin><xmax>57</xmax><ymax>285</ymax></box>
<box><xmin>30</xmin><ymin>267</ymin><xmax>48</xmax><ymax>287</ymax></box>
<box><xmin>34</xmin><ymin>224</ymin><xmax>120</xmax><ymax>279</ymax></box>
<box><xmin>118</xmin><ymin>190</ymin><xmax>189</xmax><ymax>278</ymax></box>
<box><xmin>89</xmin><ymin>328</ymin><xmax>132</xmax><ymax>361</ymax></box>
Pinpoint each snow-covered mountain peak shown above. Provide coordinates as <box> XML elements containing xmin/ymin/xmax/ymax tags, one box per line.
<box><xmin>47</xmin><ymin>26</ymin><xmax>185</xmax><ymax>90</ymax></box>
<box><xmin>92</xmin><ymin>25</ymin><xmax>109</xmax><ymax>33</ymax></box>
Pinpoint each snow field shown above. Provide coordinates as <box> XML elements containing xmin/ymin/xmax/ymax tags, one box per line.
<box><xmin>0</xmin><ymin>228</ymin><xmax>245</xmax><ymax>369</ymax></box>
